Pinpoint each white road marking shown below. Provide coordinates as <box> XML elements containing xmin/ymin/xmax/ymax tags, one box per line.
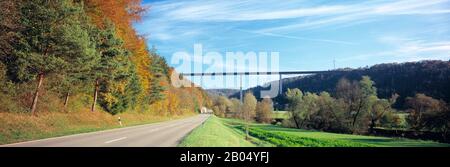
<box><xmin>0</xmin><ymin>115</ymin><xmax>209</xmax><ymax>147</ymax></box>
<box><xmin>104</xmin><ymin>137</ymin><xmax>127</xmax><ymax>144</ymax></box>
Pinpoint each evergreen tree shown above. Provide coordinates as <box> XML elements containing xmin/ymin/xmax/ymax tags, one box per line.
<box><xmin>0</xmin><ymin>0</ymin><xmax>22</xmax><ymax>67</ymax></box>
<box><xmin>10</xmin><ymin>0</ymin><xmax>97</xmax><ymax>114</ymax></box>
<box><xmin>89</xmin><ymin>22</ymin><xmax>141</xmax><ymax>114</ymax></box>
<box><xmin>55</xmin><ymin>8</ymin><xmax>102</xmax><ymax>110</ymax></box>
<box><xmin>147</xmin><ymin>52</ymin><xmax>167</xmax><ymax>104</ymax></box>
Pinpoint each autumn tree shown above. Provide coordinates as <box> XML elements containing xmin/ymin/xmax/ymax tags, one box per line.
<box><xmin>10</xmin><ymin>0</ymin><xmax>97</xmax><ymax>114</ymax></box>
<box><xmin>212</xmin><ymin>96</ymin><xmax>231</xmax><ymax>117</ymax></box>
<box><xmin>229</xmin><ymin>98</ymin><xmax>242</xmax><ymax>119</ymax></box>
<box><xmin>423</xmin><ymin>104</ymin><xmax>449</xmax><ymax>140</ymax></box>
<box><xmin>83</xmin><ymin>0</ymin><xmax>146</xmax><ymax>46</ymax></box>
<box><xmin>84</xmin><ymin>0</ymin><xmax>151</xmax><ymax>93</ymax></box>
<box><xmin>406</xmin><ymin>94</ymin><xmax>447</xmax><ymax>132</ymax></box>
<box><xmin>242</xmin><ymin>93</ymin><xmax>257</xmax><ymax>140</ymax></box>
<box><xmin>0</xmin><ymin>0</ymin><xmax>210</xmax><ymax>118</ymax></box>
<box><xmin>256</xmin><ymin>98</ymin><xmax>273</xmax><ymax>123</ymax></box>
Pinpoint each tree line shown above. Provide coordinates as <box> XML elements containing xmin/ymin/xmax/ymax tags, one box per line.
<box><xmin>283</xmin><ymin>76</ymin><xmax>399</xmax><ymax>134</ymax></box>
<box><xmin>209</xmin><ymin>92</ymin><xmax>274</xmax><ymax>139</ymax></box>
<box><xmin>242</xmin><ymin>60</ymin><xmax>450</xmax><ymax>110</ymax></box>
<box><xmin>211</xmin><ymin>76</ymin><xmax>449</xmax><ymax>140</ymax></box>
<box><xmin>210</xmin><ymin>93</ymin><xmax>274</xmax><ymax>123</ymax></box>
<box><xmin>283</xmin><ymin>76</ymin><xmax>449</xmax><ymax>138</ymax></box>
<box><xmin>0</xmin><ymin>0</ymin><xmax>208</xmax><ymax>115</ymax></box>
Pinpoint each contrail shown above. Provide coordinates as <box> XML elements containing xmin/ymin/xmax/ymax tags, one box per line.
<box><xmin>236</xmin><ymin>29</ymin><xmax>358</xmax><ymax>46</ymax></box>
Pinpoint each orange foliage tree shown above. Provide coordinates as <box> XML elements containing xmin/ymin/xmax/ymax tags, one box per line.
<box><xmin>82</xmin><ymin>0</ymin><xmax>210</xmax><ymax>115</ymax></box>
<box><xmin>84</xmin><ymin>0</ymin><xmax>155</xmax><ymax>104</ymax></box>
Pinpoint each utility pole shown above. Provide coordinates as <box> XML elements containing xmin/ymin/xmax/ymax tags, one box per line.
<box><xmin>333</xmin><ymin>59</ymin><xmax>336</xmax><ymax>70</ymax></box>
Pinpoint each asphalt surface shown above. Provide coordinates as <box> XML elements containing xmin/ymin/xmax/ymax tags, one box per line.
<box><xmin>2</xmin><ymin>114</ymin><xmax>210</xmax><ymax>147</ymax></box>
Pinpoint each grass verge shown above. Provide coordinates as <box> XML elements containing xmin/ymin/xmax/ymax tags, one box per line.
<box><xmin>178</xmin><ymin>115</ymin><xmax>264</xmax><ymax>147</ymax></box>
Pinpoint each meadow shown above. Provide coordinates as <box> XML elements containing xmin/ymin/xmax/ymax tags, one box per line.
<box><xmin>272</xmin><ymin>111</ymin><xmax>289</xmax><ymax>119</ymax></box>
<box><xmin>180</xmin><ymin>116</ymin><xmax>450</xmax><ymax>147</ymax></box>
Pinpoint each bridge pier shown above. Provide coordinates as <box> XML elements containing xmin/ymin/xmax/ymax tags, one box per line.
<box><xmin>240</xmin><ymin>74</ymin><xmax>243</xmax><ymax>103</ymax></box>
<box><xmin>279</xmin><ymin>74</ymin><xmax>283</xmax><ymax>95</ymax></box>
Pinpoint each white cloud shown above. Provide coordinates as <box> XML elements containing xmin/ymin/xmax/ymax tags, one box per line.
<box><xmin>147</xmin><ymin>0</ymin><xmax>449</xmax><ymax>23</ymax></box>
<box><xmin>148</xmin><ymin>0</ymin><xmax>359</xmax><ymax>22</ymax></box>
<box><xmin>372</xmin><ymin>0</ymin><xmax>449</xmax><ymax>15</ymax></box>
<box><xmin>140</xmin><ymin>0</ymin><xmax>450</xmax><ymax>43</ymax></box>
<box><xmin>139</xmin><ymin>0</ymin><xmax>450</xmax><ymax>61</ymax></box>
<box><xmin>341</xmin><ymin>36</ymin><xmax>450</xmax><ymax>62</ymax></box>
<box><xmin>236</xmin><ymin>29</ymin><xmax>358</xmax><ymax>45</ymax></box>
<box><xmin>258</xmin><ymin>0</ymin><xmax>450</xmax><ymax>32</ymax></box>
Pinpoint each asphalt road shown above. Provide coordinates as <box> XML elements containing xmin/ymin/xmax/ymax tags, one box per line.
<box><xmin>2</xmin><ymin>114</ymin><xmax>210</xmax><ymax>147</ymax></box>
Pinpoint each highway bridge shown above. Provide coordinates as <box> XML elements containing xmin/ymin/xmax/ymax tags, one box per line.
<box><xmin>180</xmin><ymin>70</ymin><xmax>343</xmax><ymax>102</ymax></box>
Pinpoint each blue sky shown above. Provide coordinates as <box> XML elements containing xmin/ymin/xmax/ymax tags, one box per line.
<box><xmin>135</xmin><ymin>0</ymin><xmax>450</xmax><ymax>89</ymax></box>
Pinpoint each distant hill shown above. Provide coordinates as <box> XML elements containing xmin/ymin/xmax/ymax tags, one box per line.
<box><xmin>206</xmin><ymin>89</ymin><xmax>240</xmax><ymax>98</ymax></box>
<box><xmin>234</xmin><ymin>60</ymin><xmax>450</xmax><ymax>109</ymax></box>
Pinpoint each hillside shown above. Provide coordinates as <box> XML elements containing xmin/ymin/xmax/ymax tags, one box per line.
<box><xmin>237</xmin><ymin>60</ymin><xmax>450</xmax><ymax>109</ymax></box>
<box><xmin>0</xmin><ymin>0</ymin><xmax>210</xmax><ymax>144</ymax></box>
<box><xmin>206</xmin><ymin>89</ymin><xmax>240</xmax><ymax>98</ymax></box>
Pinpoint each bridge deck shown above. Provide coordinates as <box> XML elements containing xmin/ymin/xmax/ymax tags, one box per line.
<box><xmin>180</xmin><ymin>70</ymin><xmax>338</xmax><ymax>76</ymax></box>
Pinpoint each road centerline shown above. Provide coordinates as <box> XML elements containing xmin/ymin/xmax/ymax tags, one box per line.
<box><xmin>104</xmin><ymin>137</ymin><xmax>127</xmax><ymax>144</ymax></box>
<box><xmin>1</xmin><ymin>115</ymin><xmax>210</xmax><ymax>147</ymax></box>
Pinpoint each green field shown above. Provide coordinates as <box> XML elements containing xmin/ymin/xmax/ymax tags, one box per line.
<box><xmin>180</xmin><ymin>116</ymin><xmax>450</xmax><ymax>147</ymax></box>
<box><xmin>272</xmin><ymin>111</ymin><xmax>289</xmax><ymax>119</ymax></box>
<box><xmin>178</xmin><ymin>115</ymin><xmax>261</xmax><ymax>147</ymax></box>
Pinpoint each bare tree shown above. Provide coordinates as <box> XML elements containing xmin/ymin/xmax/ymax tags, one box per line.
<box><xmin>406</xmin><ymin>94</ymin><xmax>446</xmax><ymax>132</ymax></box>
<box><xmin>242</xmin><ymin>93</ymin><xmax>257</xmax><ymax>140</ymax></box>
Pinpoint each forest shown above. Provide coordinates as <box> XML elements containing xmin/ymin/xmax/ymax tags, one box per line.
<box><xmin>0</xmin><ymin>0</ymin><xmax>209</xmax><ymax>137</ymax></box>
<box><xmin>240</xmin><ymin>60</ymin><xmax>450</xmax><ymax>110</ymax></box>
